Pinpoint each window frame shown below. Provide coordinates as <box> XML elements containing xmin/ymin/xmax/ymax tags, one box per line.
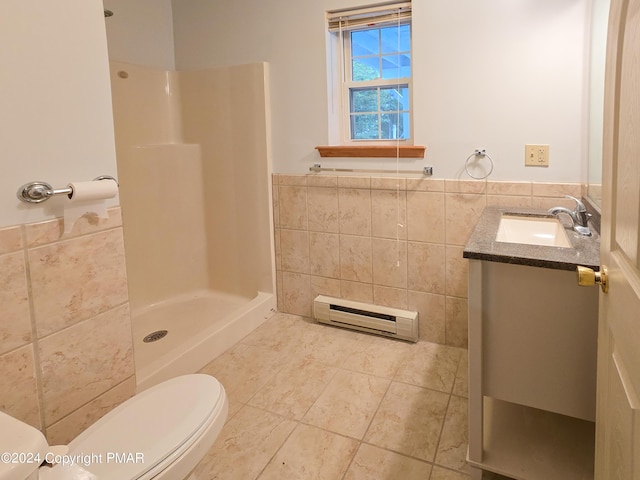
<box><xmin>328</xmin><ymin>7</ymin><xmax>413</xmax><ymax>146</ymax></box>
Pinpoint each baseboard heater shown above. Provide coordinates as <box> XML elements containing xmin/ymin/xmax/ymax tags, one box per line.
<box><xmin>313</xmin><ymin>295</ymin><xmax>418</xmax><ymax>342</ymax></box>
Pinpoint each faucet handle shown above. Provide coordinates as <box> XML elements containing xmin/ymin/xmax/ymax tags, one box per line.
<box><xmin>564</xmin><ymin>195</ymin><xmax>587</xmax><ymax>212</ymax></box>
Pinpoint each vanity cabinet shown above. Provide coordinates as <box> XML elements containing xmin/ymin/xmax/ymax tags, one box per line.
<box><xmin>464</xmin><ymin>207</ymin><xmax>600</xmax><ymax>480</ymax></box>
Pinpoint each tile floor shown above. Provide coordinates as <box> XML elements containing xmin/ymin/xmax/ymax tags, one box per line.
<box><xmin>191</xmin><ymin>311</ymin><xmax>478</xmax><ymax>480</ymax></box>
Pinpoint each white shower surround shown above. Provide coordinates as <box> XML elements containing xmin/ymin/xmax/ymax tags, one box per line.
<box><xmin>109</xmin><ymin>61</ymin><xmax>276</xmax><ymax>390</ymax></box>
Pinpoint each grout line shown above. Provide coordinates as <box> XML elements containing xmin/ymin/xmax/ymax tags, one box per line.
<box><xmin>432</xmin><ymin>387</ymin><xmax>454</xmax><ymax>473</ymax></box>
<box><xmin>252</xmin><ymin>412</ymin><xmax>300</xmax><ymax>480</ymax></box>
<box><xmin>21</xmin><ymin>224</ymin><xmax>47</xmax><ymax>434</ymax></box>
<box><xmin>360</xmin><ymin>376</ymin><xmax>393</xmax><ymax>443</ymax></box>
<box><xmin>205</xmin><ymin>312</ymin><xmax>471</xmax><ymax>478</ymax></box>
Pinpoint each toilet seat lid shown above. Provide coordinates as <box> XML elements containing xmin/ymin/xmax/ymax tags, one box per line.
<box><xmin>51</xmin><ymin>374</ymin><xmax>224</xmax><ymax>480</ymax></box>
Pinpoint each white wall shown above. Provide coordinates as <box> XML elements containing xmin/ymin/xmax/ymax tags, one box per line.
<box><xmin>103</xmin><ymin>0</ymin><xmax>175</xmax><ymax>69</ymax></box>
<box><xmin>172</xmin><ymin>0</ymin><xmax>590</xmax><ymax>182</ymax></box>
<box><xmin>0</xmin><ymin>0</ymin><xmax>117</xmax><ymax>229</ymax></box>
<box><xmin>588</xmin><ymin>0</ymin><xmax>609</xmax><ymax>186</ymax></box>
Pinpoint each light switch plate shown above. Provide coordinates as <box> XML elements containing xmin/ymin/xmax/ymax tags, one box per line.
<box><xmin>525</xmin><ymin>144</ymin><xmax>549</xmax><ymax>167</ymax></box>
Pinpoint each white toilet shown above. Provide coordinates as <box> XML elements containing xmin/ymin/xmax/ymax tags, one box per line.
<box><xmin>0</xmin><ymin>374</ymin><xmax>228</xmax><ymax>480</ymax></box>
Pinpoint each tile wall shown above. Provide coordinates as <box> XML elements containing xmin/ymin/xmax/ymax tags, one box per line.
<box><xmin>273</xmin><ymin>174</ymin><xmax>583</xmax><ymax>348</ymax></box>
<box><xmin>0</xmin><ymin>207</ymin><xmax>135</xmax><ymax>444</ymax></box>
<box><xmin>0</xmin><ymin>175</ymin><xmax>583</xmax><ymax>447</ymax></box>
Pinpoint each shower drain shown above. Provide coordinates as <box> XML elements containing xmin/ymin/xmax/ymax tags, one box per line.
<box><xmin>143</xmin><ymin>330</ymin><xmax>168</xmax><ymax>343</ymax></box>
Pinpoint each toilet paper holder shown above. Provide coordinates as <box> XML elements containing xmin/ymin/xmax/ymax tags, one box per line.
<box><xmin>17</xmin><ymin>175</ymin><xmax>119</xmax><ymax>204</ymax></box>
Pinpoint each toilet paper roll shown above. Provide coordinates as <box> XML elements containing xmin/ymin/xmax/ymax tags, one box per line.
<box><xmin>63</xmin><ymin>180</ymin><xmax>119</xmax><ymax>234</ymax></box>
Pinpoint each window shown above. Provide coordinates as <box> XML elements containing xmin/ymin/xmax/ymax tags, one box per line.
<box><xmin>328</xmin><ymin>3</ymin><xmax>412</xmax><ymax>144</ymax></box>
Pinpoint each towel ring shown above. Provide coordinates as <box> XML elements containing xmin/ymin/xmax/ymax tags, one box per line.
<box><xmin>464</xmin><ymin>149</ymin><xmax>494</xmax><ymax>180</ymax></box>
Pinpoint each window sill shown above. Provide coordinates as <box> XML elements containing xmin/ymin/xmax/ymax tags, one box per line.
<box><xmin>315</xmin><ymin>145</ymin><xmax>426</xmax><ymax>158</ymax></box>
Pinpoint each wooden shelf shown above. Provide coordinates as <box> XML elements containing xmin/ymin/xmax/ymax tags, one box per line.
<box><xmin>315</xmin><ymin>145</ymin><xmax>426</xmax><ymax>158</ymax></box>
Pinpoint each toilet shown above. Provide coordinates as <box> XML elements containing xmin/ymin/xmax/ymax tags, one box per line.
<box><xmin>0</xmin><ymin>374</ymin><xmax>228</xmax><ymax>480</ymax></box>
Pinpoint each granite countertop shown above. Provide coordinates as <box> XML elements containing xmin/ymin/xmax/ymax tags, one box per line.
<box><xmin>463</xmin><ymin>207</ymin><xmax>601</xmax><ymax>271</ymax></box>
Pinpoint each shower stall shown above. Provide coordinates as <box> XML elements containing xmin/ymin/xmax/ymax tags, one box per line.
<box><xmin>109</xmin><ymin>61</ymin><xmax>276</xmax><ymax>391</ymax></box>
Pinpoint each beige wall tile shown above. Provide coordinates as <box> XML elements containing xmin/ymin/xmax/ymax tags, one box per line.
<box><xmin>407</xmin><ymin>191</ymin><xmax>445</xmax><ymax>243</ymax></box>
<box><xmin>341</xmin><ymin>280</ymin><xmax>373</xmax><ymax>303</ymax></box>
<box><xmin>271</xmin><ymin>178</ymin><xmax>577</xmax><ymax>349</ymax></box>
<box><xmin>273</xmin><ymin>229</ymin><xmax>281</xmax><ymax>270</ymax></box>
<box><xmin>339</xmin><ymin>188</ymin><xmax>372</xmax><ymax>236</ymax></box>
<box><xmin>338</xmin><ymin>176</ymin><xmax>371</xmax><ymax>189</ymax></box>
<box><xmin>407</xmin><ymin>242</ymin><xmax>446</xmax><ymax>294</ymax></box>
<box><xmin>532</xmin><ymin>195</ymin><xmax>579</xmax><ymax>210</ymax></box>
<box><xmin>445</xmin><ymin>193</ymin><xmax>486</xmax><ymax>246</ymax></box>
<box><xmin>445</xmin><ymin>180</ymin><xmax>487</xmax><ymax>194</ymax></box>
<box><xmin>373</xmin><ymin>285</ymin><xmax>408</xmax><ymax>309</ymax></box>
<box><xmin>23</xmin><ymin>219</ymin><xmax>61</xmax><ymax>248</ymax></box>
<box><xmin>0</xmin><ymin>212</ymin><xmax>135</xmax><ymax>443</ymax></box>
<box><xmin>371</xmin><ymin>176</ymin><xmax>406</xmax><ymax>190</ymax></box>
<box><xmin>272</xmin><ymin>183</ymin><xmax>280</xmax><ymax>228</ymax></box>
<box><xmin>309</xmin><ymin>232</ymin><xmax>339</xmax><ymax>278</ymax></box>
<box><xmin>372</xmin><ymin>238</ymin><xmax>407</xmax><ymax>288</ymax></box>
<box><xmin>487</xmin><ymin>195</ymin><xmax>532</xmax><ymax>208</ymax></box>
<box><xmin>281</xmin><ymin>272</ymin><xmax>311</xmax><ymax>317</ymax></box>
<box><xmin>0</xmin><ymin>252</ymin><xmax>32</xmax><ymax>354</ymax></box>
<box><xmin>276</xmin><ymin>270</ymin><xmax>283</xmax><ymax>311</ymax></box>
<box><xmin>408</xmin><ymin>291</ymin><xmax>446</xmax><ymax>344</ymax></box>
<box><xmin>371</xmin><ymin>189</ymin><xmax>407</xmax><ymax>239</ymax></box>
<box><xmin>280</xmin><ymin>229</ymin><xmax>309</xmax><ymax>274</ymax></box>
<box><xmin>311</xmin><ymin>276</ymin><xmax>341</xmax><ymax>299</ymax></box>
<box><xmin>278</xmin><ymin>174</ymin><xmax>307</xmax><ymax>186</ymax></box>
<box><xmin>307</xmin><ymin>174</ymin><xmax>338</xmax><ymax>187</ymax></box>
<box><xmin>25</xmin><ymin>208</ymin><xmax>122</xmax><ymax>248</ymax></box>
<box><xmin>0</xmin><ymin>345</ymin><xmax>40</xmax><ymax>429</ymax></box>
<box><xmin>532</xmin><ymin>182</ymin><xmax>581</xmax><ymax>197</ymax></box>
<box><xmin>0</xmin><ymin>225</ymin><xmax>23</xmax><ymax>254</ymax></box>
<box><xmin>39</xmin><ymin>304</ymin><xmax>134</xmax><ymax>425</ymax></box>
<box><xmin>340</xmin><ymin>235</ymin><xmax>372</xmax><ymax>283</ymax></box>
<box><xmin>278</xmin><ymin>185</ymin><xmax>308</xmax><ymax>230</ymax></box>
<box><xmin>487</xmin><ymin>181</ymin><xmax>532</xmax><ymax>196</ymax></box>
<box><xmin>45</xmin><ymin>376</ymin><xmax>136</xmax><ymax>445</ymax></box>
<box><xmin>308</xmin><ymin>186</ymin><xmax>339</xmax><ymax>233</ymax></box>
<box><xmin>65</xmin><ymin>207</ymin><xmax>123</xmax><ymax>238</ymax></box>
<box><xmin>445</xmin><ymin>246</ymin><xmax>468</xmax><ymax>298</ymax></box>
<box><xmin>446</xmin><ymin>297</ymin><xmax>468</xmax><ymax>348</ymax></box>
<box><xmin>29</xmin><ymin>229</ymin><xmax>129</xmax><ymax>337</ymax></box>
<box><xmin>406</xmin><ymin>178</ymin><xmax>445</xmax><ymax>192</ymax></box>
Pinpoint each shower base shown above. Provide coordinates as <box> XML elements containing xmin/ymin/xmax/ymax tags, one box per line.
<box><xmin>132</xmin><ymin>289</ymin><xmax>275</xmax><ymax>391</ymax></box>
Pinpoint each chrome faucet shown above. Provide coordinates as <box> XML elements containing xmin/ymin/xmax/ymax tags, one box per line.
<box><xmin>548</xmin><ymin>195</ymin><xmax>592</xmax><ymax>236</ymax></box>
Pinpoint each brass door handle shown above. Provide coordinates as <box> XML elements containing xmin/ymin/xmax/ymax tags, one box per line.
<box><xmin>576</xmin><ymin>265</ymin><xmax>608</xmax><ymax>293</ymax></box>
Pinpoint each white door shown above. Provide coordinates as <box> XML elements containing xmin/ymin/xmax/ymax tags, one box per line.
<box><xmin>594</xmin><ymin>0</ymin><xmax>640</xmax><ymax>477</ymax></box>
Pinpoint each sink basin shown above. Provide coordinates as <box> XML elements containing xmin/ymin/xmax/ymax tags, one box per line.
<box><xmin>496</xmin><ymin>214</ymin><xmax>572</xmax><ymax>248</ymax></box>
